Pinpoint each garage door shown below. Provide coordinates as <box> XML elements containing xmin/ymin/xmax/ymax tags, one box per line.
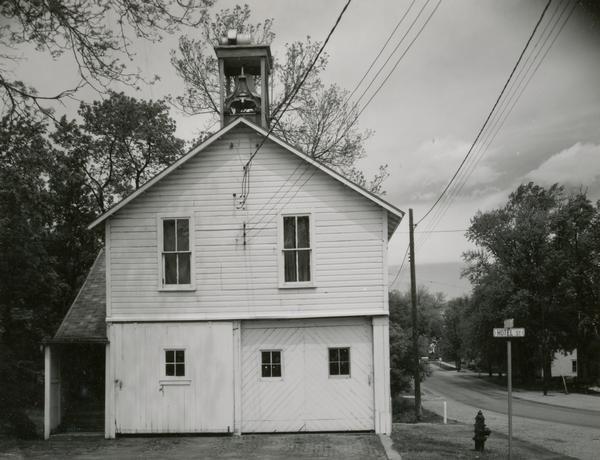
<box><xmin>241</xmin><ymin>317</ymin><xmax>374</xmax><ymax>432</ymax></box>
<box><xmin>112</xmin><ymin>322</ymin><xmax>234</xmax><ymax>434</ymax></box>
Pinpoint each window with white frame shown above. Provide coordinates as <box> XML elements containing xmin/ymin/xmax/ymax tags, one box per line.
<box><xmin>282</xmin><ymin>215</ymin><xmax>311</xmax><ymax>283</ymax></box>
<box><xmin>161</xmin><ymin>218</ymin><xmax>191</xmax><ymax>286</ymax></box>
<box><xmin>329</xmin><ymin>347</ymin><xmax>350</xmax><ymax>376</ymax></box>
<box><xmin>261</xmin><ymin>350</ymin><xmax>282</xmax><ymax>378</ymax></box>
<box><xmin>165</xmin><ymin>349</ymin><xmax>185</xmax><ymax>377</ymax></box>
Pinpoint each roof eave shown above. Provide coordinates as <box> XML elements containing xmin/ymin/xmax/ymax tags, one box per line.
<box><xmin>87</xmin><ymin>117</ymin><xmax>404</xmax><ymax>229</ymax></box>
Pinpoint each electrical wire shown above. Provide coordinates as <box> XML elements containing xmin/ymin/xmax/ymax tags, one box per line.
<box><xmin>390</xmin><ymin>244</ymin><xmax>410</xmax><ymax>288</ymax></box>
<box><xmin>246</xmin><ymin>0</ymin><xmax>442</xmax><ymax>240</ymax></box>
<box><xmin>345</xmin><ymin>0</ymin><xmax>418</xmax><ymax>104</ymax></box>
<box><xmin>414</xmin><ymin>0</ymin><xmax>575</xmax><ymax>252</ymax></box>
<box><xmin>415</xmin><ymin>0</ymin><xmax>554</xmax><ymax>227</ymax></box>
<box><xmin>328</xmin><ymin>0</ymin><xmax>442</xmax><ymax>149</ymax></box>
<box><xmin>238</xmin><ymin>0</ymin><xmax>353</xmax><ymax>208</ymax></box>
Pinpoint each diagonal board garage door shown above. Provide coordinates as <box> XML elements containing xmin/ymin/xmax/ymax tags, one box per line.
<box><xmin>241</xmin><ymin>317</ymin><xmax>374</xmax><ymax>432</ymax></box>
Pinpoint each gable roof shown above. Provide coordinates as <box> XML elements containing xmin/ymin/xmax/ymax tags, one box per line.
<box><xmin>50</xmin><ymin>249</ymin><xmax>107</xmax><ymax>343</ymax></box>
<box><xmin>88</xmin><ymin>117</ymin><xmax>404</xmax><ymax>236</ymax></box>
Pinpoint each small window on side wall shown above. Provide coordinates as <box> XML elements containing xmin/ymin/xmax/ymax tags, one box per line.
<box><xmin>329</xmin><ymin>347</ymin><xmax>350</xmax><ymax>376</ymax></box>
<box><xmin>165</xmin><ymin>349</ymin><xmax>185</xmax><ymax>377</ymax></box>
<box><xmin>261</xmin><ymin>350</ymin><xmax>282</xmax><ymax>378</ymax></box>
<box><xmin>161</xmin><ymin>217</ymin><xmax>191</xmax><ymax>286</ymax></box>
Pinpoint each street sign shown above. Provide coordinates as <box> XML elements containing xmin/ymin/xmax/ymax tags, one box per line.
<box><xmin>492</xmin><ymin>322</ymin><xmax>525</xmax><ymax>460</ymax></box>
<box><xmin>493</xmin><ymin>327</ymin><xmax>525</xmax><ymax>338</ymax></box>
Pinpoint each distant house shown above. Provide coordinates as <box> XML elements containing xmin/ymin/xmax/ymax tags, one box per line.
<box><xmin>44</xmin><ymin>32</ymin><xmax>404</xmax><ymax>438</ymax></box>
<box><xmin>551</xmin><ymin>349</ymin><xmax>577</xmax><ymax>378</ymax></box>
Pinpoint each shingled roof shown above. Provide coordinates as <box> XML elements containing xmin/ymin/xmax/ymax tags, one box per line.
<box><xmin>51</xmin><ymin>249</ymin><xmax>107</xmax><ymax>343</ymax></box>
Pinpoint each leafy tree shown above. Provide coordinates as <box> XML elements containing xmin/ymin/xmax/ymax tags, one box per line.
<box><xmin>389</xmin><ymin>287</ymin><xmax>444</xmax><ymax>395</ymax></box>
<box><xmin>438</xmin><ymin>296</ymin><xmax>469</xmax><ymax>371</ymax></box>
<box><xmin>550</xmin><ymin>192</ymin><xmax>600</xmax><ymax>382</ymax></box>
<box><xmin>0</xmin><ymin>0</ymin><xmax>214</xmax><ymax>118</ymax></box>
<box><xmin>170</xmin><ymin>4</ymin><xmax>388</xmax><ymax>193</ymax></box>
<box><xmin>54</xmin><ymin>91</ymin><xmax>185</xmax><ymax>212</ymax></box>
<box><xmin>0</xmin><ymin>113</ymin><xmax>61</xmax><ymax>436</ymax></box>
<box><xmin>464</xmin><ymin>182</ymin><xmax>600</xmax><ymax>390</ymax></box>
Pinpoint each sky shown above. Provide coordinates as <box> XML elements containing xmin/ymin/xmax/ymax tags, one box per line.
<box><xmin>8</xmin><ymin>0</ymin><xmax>600</xmax><ymax>297</ymax></box>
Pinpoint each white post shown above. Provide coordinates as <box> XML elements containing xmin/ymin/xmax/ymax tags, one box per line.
<box><xmin>372</xmin><ymin>316</ymin><xmax>392</xmax><ymax>434</ymax></box>
<box><xmin>44</xmin><ymin>346</ymin><xmax>51</xmax><ymax>440</ymax></box>
<box><xmin>232</xmin><ymin>320</ymin><xmax>242</xmax><ymax>435</ymax></box>
<box><xmin>507</xmin><ymin>339</ymin><xmax>512</xmax><ymax>460</ymax></box>
<box><xmin>105</xmin><ymin>325</ymin><xmax>116</xmax><ymax>439</ymax></box>
<box><xmin>443</xmin><ymin>400</ymin><xmax>447</xmax><ymax>425</ymax></box>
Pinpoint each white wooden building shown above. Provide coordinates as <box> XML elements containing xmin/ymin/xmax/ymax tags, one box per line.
<box><xmin>44</xmin><ymin>33</ymin><xmax>404</xmax><ymax>438</ymax></box>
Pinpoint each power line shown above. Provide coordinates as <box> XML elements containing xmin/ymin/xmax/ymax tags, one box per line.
<box><xmin>329</xmin><ymin>0</ymin><xmax>442</xmax><ymax>146</ymax></box>
<box><xmin>414</xmin><ymin>0</ymin><xmax>575</xmax><ymax>252</ymax></box>
<box><xmin>390</xmin><ymin>243</ymin><xmax>410</xmax><ymax>287</ymax></box>
<box><xmin>348</xmin><ymin>0</ymin><xmax>431</xmax><ymax>113</ymax></box>
<box><xmin>397</xmin><ymin>229</ymin><xmax>467</xmax><ymax>233</ymax></box>
<box><xmin>416</xmin><ymin>0</ymin><xmax>554</xmax><ymax>227</ymax></box>
<box><xmin>346</xmin><ymin>0</ymin><xmax>418</xmax><ymax>104</ymax></box>
<box><xmin>247</xmin><ymin>1</ymin><xmax>442</xmax><ymax>241</ymax></box>
<box><xmin>355</xmin><ymin>0</ymin><xmax>441</xmax><ymax>120</ymax></box>
<box><xmin>238</xmin><ymin>0</ymin><xmax>353</xmax><ymax>207</ymax></box>
<box><xmin>420</xmin><ymin>0</ymin><xmax>570</xmax><ymax>240</ymax></box>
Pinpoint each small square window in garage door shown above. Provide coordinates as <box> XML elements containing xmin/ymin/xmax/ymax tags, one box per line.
<box><xmin>329</xmin><ymin>347</ymin><xmax>350</xmax><ymax>376</ymax></box>
<box><xmin>261</xmin><ymin>350</ymin><xmax>282</xmax><ymax>377</ymax></box>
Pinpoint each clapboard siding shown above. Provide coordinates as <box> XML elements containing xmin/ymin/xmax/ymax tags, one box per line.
<box><xmin>108</xmin><ymin>125</ymin><xmax>387</xmax><ymax>319</ymax></box>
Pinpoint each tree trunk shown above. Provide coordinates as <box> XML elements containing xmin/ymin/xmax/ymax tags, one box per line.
<box><xmin>542</xmin><ymin>351</ymin><xmax>552</xmax><ymax>395</ymax></box>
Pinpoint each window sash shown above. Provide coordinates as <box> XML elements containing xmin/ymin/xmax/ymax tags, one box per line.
<box><xmin>162</xmin><ymin>218</ymin><xmax>191</xmax><ymax>285</ymax></box>
<box><xmin>261</xmin><ymin>350</ymin><xmax>282</xmax><ymax>378</ymax></box>
<box><xmin>282</xmin><ymin>215</ymin><xmax>311</xmax><ymax>283</ymax></box>
<box><xmin>328</xmin><ymin>347</ymin><xmax>350</xmax><ymax>376</ymax></box>
<box><xmin>165</xmin><ymin>349</ymin><xmax>185</xmax><ymax>377</ymax></box>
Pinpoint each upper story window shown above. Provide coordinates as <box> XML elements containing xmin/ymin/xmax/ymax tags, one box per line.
<box><xmin>160</xmin><ymin>217</ymin><xmax>193</xmax><ymax>289</ymax></box>
<box><xmin>282</xmin><ymin>215</ymin><xmax>311</xmax><ymax>284</ymax></box>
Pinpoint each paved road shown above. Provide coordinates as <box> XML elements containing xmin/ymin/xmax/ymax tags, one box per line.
<box><xmin>423</xmin><ymin>367</ymin><xmax>600</xmax><ymax>429</ymax></box>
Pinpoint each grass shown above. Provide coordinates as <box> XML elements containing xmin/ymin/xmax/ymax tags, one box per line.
<box><xmin>392</xmin><ymin>395</ymin><xmax>456</xmax><ymax>424</ymax></box>
<box><xmin>391</xmin><ymin>423</ymin><xmax>576</xmax><ymax>460</ymax></box>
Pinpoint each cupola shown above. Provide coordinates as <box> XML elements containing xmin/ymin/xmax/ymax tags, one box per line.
<box><xmin>214</xmin><ymin>30</ymin><xmax>273</xmax><ymax>128</ymax></box>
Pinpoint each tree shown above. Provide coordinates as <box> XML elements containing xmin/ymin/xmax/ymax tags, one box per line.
<box><xmin>0</xmin><ymin>90</ymin><xmax>186</xmax><ymax>435</ymax></box>
<box><xmin>389</xmin><ymin>287</ymin><xmax>444</xmax><ymax>395</ymax></box>
<box><xmin>463</xmin><ymin>182</ymin><xmax>600</xmax><ymax>390</ymax></box>
<box><xmin>438</xmin><ymin>296</ymin><xmax>469</xmax><ymax>371</ymax></box>
<box><xmin>53</xmin><ymin>91</ymin><xmax>185</xmax><ymax>212</ymax></box>
<box><xmin>0</xmin><ymin>0</ymin><xmax>214</xmax><ymax>119</ymax></box>
<box><xmin>0</xmin><ymin>113</ymin><xmax>61</xmax><ymax>436</ymax></box>
<box><xmin>170</xmin><ymin>4</ymin><xmax>388</xmax><ymax>193</ymax></box>
<box><xmin>550</xmin><ymin>192</ymin><xmax>600</xmax><ymax>382</ymax></box>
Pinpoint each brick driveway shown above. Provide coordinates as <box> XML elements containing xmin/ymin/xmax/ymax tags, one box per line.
<box><xmin>0</xmin><ymin>433</ymin><xmax>388</xmax><ymax>459</ymax></box>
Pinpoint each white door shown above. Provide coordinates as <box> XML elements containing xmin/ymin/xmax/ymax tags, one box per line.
<box><xmin>241</xmin><ymin>318</ymin><xmax>374</xmax><ymax>432</ymax></box>
<box><xmin>113</xmin><ymin>322</ymin><xmax>234</xmax><ymax>433</ymax></box>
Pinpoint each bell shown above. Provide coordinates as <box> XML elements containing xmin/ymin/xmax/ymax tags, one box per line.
<box><xmin>225</xmin><ymin>67</ymin><xmax>261</xmax><ymax>115</ymax></box>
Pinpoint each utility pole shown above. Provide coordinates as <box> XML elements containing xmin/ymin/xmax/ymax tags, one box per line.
<box><xmin>409</xmin><ymin>208</ymin><xmax>421</xmax><ymax>420</ymax></box>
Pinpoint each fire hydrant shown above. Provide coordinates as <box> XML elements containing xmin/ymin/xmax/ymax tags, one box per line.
<box><xmin>473</xmin><ymin>410</ymin><xmax>491</xmax><ymax>451</ymax></box>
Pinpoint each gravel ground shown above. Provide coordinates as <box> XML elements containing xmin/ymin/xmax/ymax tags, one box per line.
<box><xmin>422</xmin><ymin>391</ymin><xmax>600</xmax><ymax>460</ymax></box>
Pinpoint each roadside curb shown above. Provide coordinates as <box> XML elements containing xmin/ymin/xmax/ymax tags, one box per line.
<box><xmin>379</xmin><ymin>434</ymin><xmax>402</xmax><ymax>460</ymax></box>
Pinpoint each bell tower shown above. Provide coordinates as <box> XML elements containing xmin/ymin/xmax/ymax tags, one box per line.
<box><xmin>214</xmin><ymin>30</ymin><xmax>272</xmax><ymax>129</ymax></box>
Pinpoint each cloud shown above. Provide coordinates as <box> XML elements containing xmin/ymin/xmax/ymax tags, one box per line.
<box><xmin>390</xmin><ymin>137</ymin><xmax>502</xmax><ymax>202</ymax></box>
<box><xmin>526</xmin><ymin>143</ymin><xmax>600</xmax><ymax>195</ymax></box>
